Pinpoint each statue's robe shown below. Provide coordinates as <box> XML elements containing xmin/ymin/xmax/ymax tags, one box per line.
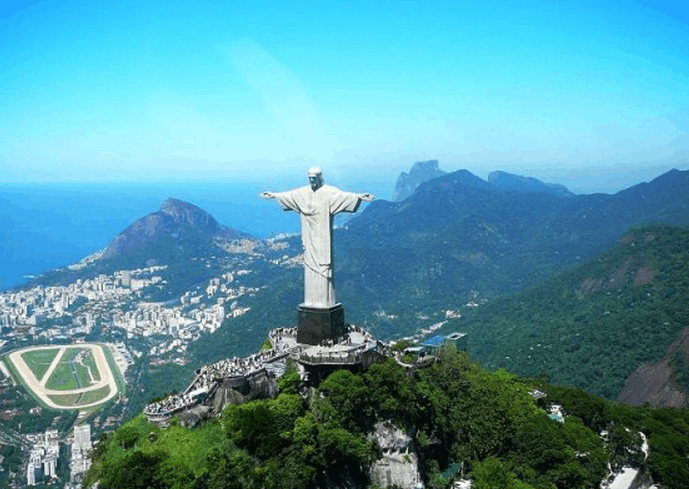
<box><xmin>274</xmin><ymin>185</ymin><xmax>362</xmax><ymax>307</ymax></box>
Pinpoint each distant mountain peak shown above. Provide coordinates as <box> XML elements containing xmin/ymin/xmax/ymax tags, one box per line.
<box><xmin>100</xmin><ymin>198</ymin><xmax>252</xmax><ymax>264</ymax></box>
<box><xmin>488</xmin><ymin>171</ymin><xmax>574</xmax><ymax>198</ymax></box>
<box><xmin>392</xmin><ymin>160</ymin><xmax>447</xmax><ymax>201</ymax></box>
<box><xmin>159</xmin><ymin>198</ymin><xmax>221</xmax><ymax>235</ymax></box>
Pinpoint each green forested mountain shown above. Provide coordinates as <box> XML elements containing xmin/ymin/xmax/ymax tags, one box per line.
<box><xmin>441</xmin><ymin>224</ymin><xmax>689</xmax><ymax>401</ymax></box>
<box><xmin>29</xmin><ymin>198</ymin><xmax>254</xmax><ymax>296</ymax></box>
<box><xmin>85</xmin><ymin>350</ymin><xmax>689</xmax><ymax>489</ymax></box>
<box><xmin>336</xmin><ymin>169</ymin><xmax>689</xmax><ymax>337</ymax></box>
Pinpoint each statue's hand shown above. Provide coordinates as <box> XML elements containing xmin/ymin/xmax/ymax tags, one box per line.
<box><xmin>359</xmin><ymin>193</ymin><xmax>375</xmax><ymax>202</ymax></box>
<box><xmin>261</xmin><ymin>191</ymin><xmax>275</xmax><ymax>199</ymax></box>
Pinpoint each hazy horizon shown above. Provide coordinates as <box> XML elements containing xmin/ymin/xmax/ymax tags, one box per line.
<box><xmin>1</xmin><ymin>0</ymin><xmax>687</xmax><ymax>191</ymax></box>
<box><xmin>2</xmin><ymin>162</ymin><xmax>688</xmax><ymax>196</ymax></box>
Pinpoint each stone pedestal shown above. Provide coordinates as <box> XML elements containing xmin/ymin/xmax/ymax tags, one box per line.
<box><xmin>297</xmin><ymin>303</ymin><xmax>346</xmax><ymax>345</ymax></box>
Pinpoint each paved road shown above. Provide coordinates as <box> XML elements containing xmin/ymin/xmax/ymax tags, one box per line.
<box><xmin>7</xmin><ymin>344</ymin><xmax>119</xmax><ymax>410</ymax></box>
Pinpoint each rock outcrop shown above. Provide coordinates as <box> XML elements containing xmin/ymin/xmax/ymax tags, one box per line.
<box><xmin>392</xmin><ymin>160</ymin><xmax>447</xmax><ymax>201</ymax></box>
<box><xmin>368</xmin><ymin>421</ymin><xmax>422</xmax><ymax>489</ymax></box>
<box><xmin>211</xmin><ymin>370</ymin><xmax>280</xmax><ymax>414</ymax></box>
<box><xmin>617</xmin><ymin>327</ymin><xmax>689</xmax><ymax>408</ymax></box>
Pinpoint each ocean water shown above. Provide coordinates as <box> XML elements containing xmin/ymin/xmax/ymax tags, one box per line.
<box><xmin>0</xmin><ymin>182</ymin><xmax>298</xmax><ymax>291</ymax></box>
<box><xmin>0</xmin><ymin>180</ymin><xmax>387</xmax><ymax>292</ymax></box>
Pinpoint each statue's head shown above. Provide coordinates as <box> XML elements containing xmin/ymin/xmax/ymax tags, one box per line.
<box><xmin>308</xmin><ymin>166</ymin><xmax>323</xmax><ymax>190</ymax></box>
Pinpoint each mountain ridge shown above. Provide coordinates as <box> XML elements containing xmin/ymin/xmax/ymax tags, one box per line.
<box><xmin>488</xmin><ymin>170</ymin><xmax>575</xmax><ymax>197</ymax></box>
<box><xmin>336</xmin><ymin>168</ymin><xmax>689</xmax><ymax>330</ymax></box>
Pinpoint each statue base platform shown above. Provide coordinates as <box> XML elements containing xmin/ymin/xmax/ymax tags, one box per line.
<box><xmin>297</xmin><ymin>304</ymin><xmax>346</xmax><ymax>345</ymax></box>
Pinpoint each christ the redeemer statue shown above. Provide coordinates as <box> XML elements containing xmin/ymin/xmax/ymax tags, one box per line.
<box><xmin>262</xmin><ymin>167</ymin><xmax>374</xmax><ymax>344</ymax></box>
<box><xmin>262</xmin><ymin>167</ymin><xmax>374</xmax><ymax>308</ymax></box>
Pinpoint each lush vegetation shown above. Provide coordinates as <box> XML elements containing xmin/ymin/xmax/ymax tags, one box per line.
<box><xmin>0</xmin><ymin>381</ymin><xmax>78</xmax><ymax>433</ymax></box>
<box><xmin>0</xmin><ymin>442</ymin><xmax>24</xmax><ymax>488</ymax></box>
<box><xmin>335</xmin><ymin>170</ymin><xmax>689</xmax><ymax>339</ymax></box>
<box><xmin>19</xmin><ymin>348</ymin><xmax>60</xmax><ymax>382</ymax></box>
<box><xmin>84</xmin><ymin>349</ymin><xmax>689</xmax><ymax>489</ymax></box>
<box><xmin>439</xmin><ymin>224</ymin><xmax>689</xmax><ymax>400</ymax></box>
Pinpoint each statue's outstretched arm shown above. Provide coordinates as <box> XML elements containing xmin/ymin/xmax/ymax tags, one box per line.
<box><xmin>359</xmin><ymin>193</ymin><xmax>375</xmax><ymax>202</ymax></box>
<box><xmin>261</xmin><ymin>191</ymin><xmax>275</xmax><ymax>199</ymax></box>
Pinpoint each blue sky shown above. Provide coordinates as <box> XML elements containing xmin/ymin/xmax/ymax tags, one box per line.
<box><xmin>1</xmin><ymin>0</ymin><xmax>688</xmax><ymax>193</ymax></box>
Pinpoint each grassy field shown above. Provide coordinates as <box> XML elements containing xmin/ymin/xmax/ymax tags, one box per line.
<box><xmin>45</xmin><ymin>362</ymin><xmax>77</xmax><ymax>391</ymax></box>
<box><xmin>7</xmin><ymin>344</ymin><xmax>121</xmax><ymax>411</ymax></box>
<box><xmin>19</xmin><ymin>348</ymin><xmax>60</xmax><ymax>382</ymax></box>
<box><xmin>49</xmin><ymin>385</ymin><xmax>113</xmax><ymax>408</ymax></box>
<box><xmin>77</xmin><ymin>385</ymin><xmax>112</xmax><ymax>406</ymax></box>
<box><xmin>47</xmin><ymin>392</ymin><xmax>80</xmax><ymax>406</ymax></box>
<box><xmin>63</xmin><ymin>347</ymin><xmax>82</xmax><ymax>363</ymax></box>
<box><xmin>74</xmin><ymin>361</ymin><xmax>92</xmax><ymax>387</ymax></box>
<box><xmin>43</xmin><ymin>347</ymin><xmax>100</xmax><ymax>391</ymax></box>
<box><xmin>2</xmin><ymin>352</ymin><xmax>51</xmax><ymax>408</ymax></box>
<box><xmin>81</xmin><ymin>350</ymin><xmax>101</xmax><ymax>382</ymax></box>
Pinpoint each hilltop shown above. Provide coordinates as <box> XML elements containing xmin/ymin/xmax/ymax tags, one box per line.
<box><xmin>487</xmin><ymin>170</ymin><xmax>575</xmax><ymax>198</ymax></box>
<box><xmin>102</xmin><ymin>198</ymin><xmax>251</xmax><ymax>263</ymax></box>
<box><xmin>84</xmin><ymin>348</ymin><xmax>689</xmax><ymax>489</ymax></box>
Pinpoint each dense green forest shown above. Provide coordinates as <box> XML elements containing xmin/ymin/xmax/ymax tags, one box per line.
<box><xmin>336</xmin><ymin>170</ymin><xmax>689</xmax><ymax>338</ymax></box>
<box><xmin>85</xmin><ymin>350</ymin><xmax>689</xmax><ymax>489</ymax></box>
<box><xmin>443</xmin><ymin>224</ymin><xmax>689</xmax><ymax>400</ymax></box>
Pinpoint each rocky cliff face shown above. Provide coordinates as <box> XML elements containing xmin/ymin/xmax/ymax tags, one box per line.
<box><xmin>391</xmin><ymin>160</ymin><xmax>447</xmax><ymax>201</ymax></box>
<box><xmin>368</xmin><ymin>421</ymin><xmax>422</xmax><ymax>489</ymax></box>
<box><xmin>211</xmin><ymin>371</ymin><xmax>279</xmax><ymax>414</ymax></box>
<box><xmin>617</xmin><ymin>327</ymin><xmax>689</xmax><ymax>408</ymax></box>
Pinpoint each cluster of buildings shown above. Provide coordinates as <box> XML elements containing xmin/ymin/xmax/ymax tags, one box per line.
<box><xmin>112</xmin><ymin>301</ymin><xmax>227</xmax><ymax>338</ymax></box>
<box><xmin>23</xmin><ymin>424</ymin><xmax>93</xmax><ymax>487</ymax></box>
<box><xmin>25</xmin><ymin>429</ymin><xmax>59</xmax><ymax>486</ymax></box>
<box><xmin>0</xmin><ymin>265</ymin><xmax>258</xmax><ymax>362</ymax></box>
<box><xmin>0</xmin><ymin>267</ymin><xmax>167</xmax><ymax>337</ymax></box>
<box><xmin>68</xmin><ymin>424</ymin><xmax>92</xmax><ymax>487</ymax></box>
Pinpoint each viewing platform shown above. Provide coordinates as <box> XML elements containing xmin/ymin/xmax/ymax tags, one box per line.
<box><xmin>144</xmin><ymin>324</ymin><xmax>383</xmax><ymax>422</ymax></box>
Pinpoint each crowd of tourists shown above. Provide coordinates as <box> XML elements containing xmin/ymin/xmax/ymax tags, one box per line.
<box><xmin>145</xmin><ymin>325</ymin><xmax>379</xmax><ymax>419</ymax></box>
<box><xmin>145</xmin><ymin>327</ymin><xmax>297</xmax><ymax>419</ymax></box>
